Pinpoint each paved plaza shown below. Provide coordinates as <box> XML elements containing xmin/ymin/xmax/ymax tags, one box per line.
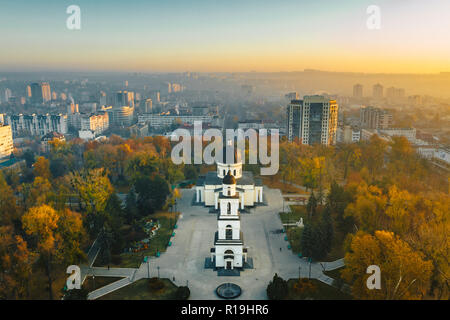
<box><xmin>139</xmin><ymin>188</ymin><xmax>341</xmax><ymax>299</ymax></box>
<box><xmin>84</xmin><ymin>187</ymin><xmax>344</xmax><ymax>300</ymax></box>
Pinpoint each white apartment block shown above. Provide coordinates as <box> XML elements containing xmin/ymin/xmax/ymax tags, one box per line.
<box><xmin>138</xmin><ymin>113</ymin><xmax>216</xmax><ymax>128</ymax></box>
<box><xmin>5</xmin><ymin>114</ymin><xmax>67</xmax><ymax>137</ymax></box>
<box><xmin>80</xmin><ymin>112</ymin><xmax>109</xmax><ymax>136</ymax></box>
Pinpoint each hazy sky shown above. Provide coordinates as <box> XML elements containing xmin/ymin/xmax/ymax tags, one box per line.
<box><xmin>1</xmin><ymin>0</ymin><xmax>449</xmax><ymax>73</ymax></box>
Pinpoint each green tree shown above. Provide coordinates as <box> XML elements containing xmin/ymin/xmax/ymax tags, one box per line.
<box><xmin>267</xmin><ymin>273</ymin><xmax>288</xmax><ymax>300</ymax></box>
<box><xmin>125</xmin><ymin>187</ymin><xmax>138</xmax><ymax>223</ymax></box>
<box><xmin>306</xmin><ymin>192</ymin><xmax>317</xmax><ymax>219</ymax></box>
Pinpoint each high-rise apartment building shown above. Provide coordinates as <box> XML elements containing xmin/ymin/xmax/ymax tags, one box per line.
<box><xmin>108</xmin><ymin>106</ymin><xmax>135</xmax><ymax>126</ymax></box>
<box><xmin>30</xmin><ymin>82</ymin><xmax>51</xmax><ymax>104</ymax></box>
<box><xmin>360</xmin><ymin>106</ymin><xmax>393</xmax><ymax>129</ymax></box>
<box><xmin>144</xmin><ymin>98</ymin><xmax>153</xmax><ymax>113</ymax></box>
<box><xmin>353</xmin><ymin>84</ymin><xmax>363</xmax><ymax>98</ymax></box>
<box><xmin>0</xmin><ymin>124</ymin><xmax>14</xmax><ymax>159</ymax></box>
<box><xmin>286</xmin><ymin>99</ymin><xmax>303</xmax><ymax>142</ymax></box>
<box><xmin>386</xmin><ymin>87</ymin><xmax>405</xmax><ymax>99</ymax></box>
<box><xmin>116</xmin><ymin>91</ymin><xmax>135</xmax><ymax>108</ymax></box>
<box><xmin>373</xmin><ymin>83</ymin><xmax>384</xmax><ymax>99</ymax></box>
<box><xmin>286</xmin><ymin>95</ymin><xmax>339</xmax><ymax>145</ymax></box>
<box><xmin>285</xmin><ymin>92</ymin><xmax>299</xmax><ymax>101</ymax></box>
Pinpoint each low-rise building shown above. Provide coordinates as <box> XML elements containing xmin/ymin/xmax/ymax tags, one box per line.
<box><xmin>337</xmin><ymin>125</ymin><xmax>361</xmax><ymax>143</ymax></box>
<box><xmin>40</xmin><ymin>131</ymin><xmax>65</xmax><ymax>153</ymax></box>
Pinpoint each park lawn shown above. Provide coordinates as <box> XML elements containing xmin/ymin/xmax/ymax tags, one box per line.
<box><xmin>324</xmin><ymin>267</ymin><xmax>350</xmax><ymax>285</ymax></box>
<box><xmin>99</xmin><ymin>278</ymin><xmax>179</xmax><ymax>300</ymax></box>
<box><xmin>82</xmin><ymin>277</ymin><xmax>124</xmax><ymax>292</ymax></box>
<box><xmin>324</xmin><ymin>239</ymin><xmax>345</xmax><ymax>262</ymax></box>
<box><xmin>286</xmin><ymin>279</ymin><xmax>352</xmax><ymax>300</ymax></box>
<box><xmin>280</xmin><ymin>205</ymin><xmax>309</xmax><ymax>224</ymax></box>
<box><xmin>279</xmin><ymin>206</ymin><xmax>308</xmax><ymax>254</ymax></box>
<box><xmin>118</xmin><ymin>211</ymin><xmax>179</xmax><ymax>268</ymax></box>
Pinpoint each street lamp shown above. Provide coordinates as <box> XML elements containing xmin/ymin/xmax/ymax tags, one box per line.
<box><xmin>309</xmin><ymin>258</ymin><xmax>312</xmax><ymax>279</ymax></box>
<box><xmin>157</xmin><ymin>266</ymin><xmax>160</xmax><ymax>278</ymax></box>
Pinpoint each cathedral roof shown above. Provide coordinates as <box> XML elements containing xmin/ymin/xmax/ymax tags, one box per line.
<box><xmin>222</xmin><ymin>170</ymin><xmax>236</xmax><ymax>185</ymax></box>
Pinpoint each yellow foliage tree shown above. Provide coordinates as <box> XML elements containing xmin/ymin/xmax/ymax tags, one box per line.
<box><xmin>342</xmin><ymin>230</ymin><xmax>433</xmax><ymax>300</ymax></box>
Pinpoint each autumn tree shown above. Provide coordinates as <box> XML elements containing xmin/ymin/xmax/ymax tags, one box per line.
<box><xmin>33</xmin><ymin>156</ymin><xmax>51</xmax><ymax>180</ymax></box>
<box><xmin>0</xmin><ymin>226</ymin><xmax>34</xmax><ymax>299</ymax></box>
<box><xmin>344</xmin><ymin>183</ymin><xmax>387</xmax><ymax>233</ymax></box>
<box><xmin>342</xmin><ymin>230</ymin><xmax>433</xmax><ymax>300</ymax></box>
<box><xmin>0</xmin><ymin>172</ymin><xmax>19</xmax><ymax>227</ymax></box>
<box><xmin>22</xmin><ymin>205</ymin><xmax>86</xmax><ymax>300</ymax></box>
<box><xmin>70</xmin><ymin>168</ymin><xmax>113</xmax><ymax>234</ymax></box>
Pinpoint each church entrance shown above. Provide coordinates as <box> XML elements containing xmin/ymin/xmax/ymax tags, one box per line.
<box><xmin>224</xmin><ymin>250</ymin><xmax>234</xmax><ymax>269</ymax></box>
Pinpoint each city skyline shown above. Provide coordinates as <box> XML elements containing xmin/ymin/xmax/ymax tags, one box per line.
<box><xmin>1</xmin><ymin>0</ymin><xmax>450</xmax><ymax>74</ymax></box>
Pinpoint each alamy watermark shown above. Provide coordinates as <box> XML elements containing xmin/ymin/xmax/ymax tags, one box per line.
<box><xmin>169</xmin><ymin>121</ymin><xmax>279</xmax><ymax>176</ymax></box>
<box><xmin>367</xmin><ymin>5</ymin><xmax>381</xmax><ymax>30</ymax></box>
<box><xmin>66</xmin><ymin>5</ymin><xmax>81</xmax><ymax>30</ymax></box>
<box><xmin>366</xmin><ymin>265</ymin><xmax>381</xmax><ymax>290</ymax></box>
<box><xmin>66</xmin><ymin>265</ymin><xmax>81</xmax><ymax>290</ymax></box>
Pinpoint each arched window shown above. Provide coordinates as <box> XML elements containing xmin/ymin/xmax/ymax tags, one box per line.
<box><xmin>227</xmin><ymin>202</ymin><xmax>231</xmax><ymax>213</ymax></box>
<box><xmin>234</xmin><ymin>169</ymin><xmax>236</xmax><ymax>176</ymax></box>
<box><xmin>225</xmin><ymin>226</ymin><xmax>232</xmax><ymax>240</ymax></box>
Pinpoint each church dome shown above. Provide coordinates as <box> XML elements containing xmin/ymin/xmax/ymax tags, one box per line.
<box><xmin>222</xmin><ymin>170</ymin><xmax>236</xmax><ymax>185</ymax></box>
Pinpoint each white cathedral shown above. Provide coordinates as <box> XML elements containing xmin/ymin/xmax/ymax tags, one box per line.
<box><xmin>195</xmin><ymin>145</ymin><xmax>264</xmax><ymax>210</ymax></box>
<box><xmin>197</xmin><ymin>144</ymin><xmax>262</xmax><ymax>271</ymax></box>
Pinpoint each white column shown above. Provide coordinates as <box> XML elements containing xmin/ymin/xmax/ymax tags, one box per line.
<box><xmin>259</xmin><ymin>188</ymin><xmax>263</xmax><ymax>202</ymax></box>
<box><xmin>196</xmin><ymin>189</ymin><xmax>200</xmax><ymax>202</ymax></box>
<box><xmin>240</xmin><ymin>193</ymin><xmax>244</xmax><ymax>209</ymax></box>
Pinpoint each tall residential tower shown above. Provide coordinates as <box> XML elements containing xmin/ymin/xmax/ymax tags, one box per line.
<box><xmin>286</xmin><ymin>95</ymin><xmax>338</xmax><ymax>145</ymax></box>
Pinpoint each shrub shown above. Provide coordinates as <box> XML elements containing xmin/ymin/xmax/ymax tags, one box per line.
<box><xmin>267</xmin><ymin>273</ymin><xmax>288</xmax><ymax>300</ymax></box>
<box><xmin>148</xmin><ymin>277</ymin><xmax>165</xmax><ymax>291</ymax></box>
<box><xmin>111</xmin><ymin>254</ymin><xmax>122</xmax><ymax>265</ymax></box>
<box><xmin>64</xmin><ymin>288</ymin><xmax>89</xmax><ymax>300</ymax></box>
<box><xmin>293</xmin><ymin>279</ymin><xmax>317</xmax><ymax>298</ymax></box>
<box><xmin>175</xmin><ymin>286</ymin><xmax>190</xmax><ymax>300</ymax></box>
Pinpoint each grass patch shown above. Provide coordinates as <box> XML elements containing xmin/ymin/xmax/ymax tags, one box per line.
<box><xmin>99</xmin><ymin>278</ymin><xmax>179</xmax><ymax>300</ymax></box>
<box><xmin>286</xmin><ymin>278</ymin><xmax>352</xmax><ymax>300</ymax></box>
<box><xmin>279</xmin><ymin>206</ymin><xmax>308</xmax><ymax>254</ymax></box>
<box><xmin>93</xmin><ymin>211</ymin><xmax>179</xmax><ymax>268</ymax></box>
<box><xmin>280</xmin><ymin>205</ymin><xmax>308</xmax><ymax>224</ymax></box>
<box><xmin>118</xmin><ymin>211</ymin><xmax>179</xmax><ymax>268</ymax></box>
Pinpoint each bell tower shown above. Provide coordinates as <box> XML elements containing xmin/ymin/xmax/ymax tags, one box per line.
<box><xmin>212</xmin><ymin>170</ymin><xmax>245</xmax><ymax>270</ymax></box>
